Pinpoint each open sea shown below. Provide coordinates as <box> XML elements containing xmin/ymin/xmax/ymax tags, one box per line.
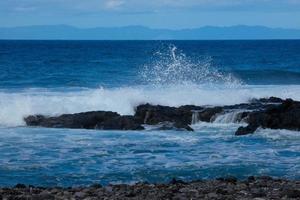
<box><xmin>0</xmin><ymin>40</ymin><xmax>300</xmax><ymax>187</ymax></box>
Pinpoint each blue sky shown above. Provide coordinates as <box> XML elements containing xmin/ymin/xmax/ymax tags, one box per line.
<box><xmin>1</xmin><ymin>0</ymin><xmax>300</xmax><ymax>29</ymax></box>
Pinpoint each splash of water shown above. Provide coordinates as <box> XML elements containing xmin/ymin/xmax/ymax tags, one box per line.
<box><xmin>213</xmin><ymin>110</ymin><xmax>247</xmax><ymax>124</ymax></box>
<box><xmin>140</xmin><ymin>44</ymin><xmax>242</xmax><ymax>87</ymax></box>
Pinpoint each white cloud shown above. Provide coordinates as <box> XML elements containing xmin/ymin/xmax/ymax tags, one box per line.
<box><xmin>104</xmin><ymin>0</ymin><xmax>124</xmax><ymax>9</ymax></box>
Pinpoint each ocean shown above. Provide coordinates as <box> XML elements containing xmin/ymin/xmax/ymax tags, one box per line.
<box><xmin>0</xmin><ymin>40</ymin><xmax>299</xmax><ymax>186</ymax></box>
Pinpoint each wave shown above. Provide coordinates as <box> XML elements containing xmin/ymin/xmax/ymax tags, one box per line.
<box><xmin>0</xmin><ymin>44</ymin><xmax>299</xmax><ymax>127</ymax></box>
<box><xmin>1</xmin><ymin>84</ymin><xmax>300</xmax><ymax>127</ymax></box>
<box><xmin>139</xmin><ymin>44</ymin><xmax>242</xmax><ymax>87</ymax></box>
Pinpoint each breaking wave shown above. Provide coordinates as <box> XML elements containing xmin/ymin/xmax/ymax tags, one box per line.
<box><xmin>139</xmin><ymin>44</ymin><xmax>242</xmax><ymax>87</ymax></box>
<box><xmin>1</xmin><ymin>84</ymin><xmax>300</xmax><ymax>127</ymax></box>
<box><xmin>0</xmin><ymin>45</ymin><xmax>299</xmax><ymax>127</ymax></box>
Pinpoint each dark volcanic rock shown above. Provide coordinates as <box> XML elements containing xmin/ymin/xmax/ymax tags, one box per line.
<box><xmin>1</xmin><ymin>177</ymin><xmax>299</xmax><ymax>200</ymax></box>
<box><xmin>135</xmin><ymin>104</ymin><xmax>193</xmax><ymax>125</ymax></box>
<box><xmin>197</xmin><ymin>107</ymin><xmax>223</xmax><ymax>122</ymax></box>
<box><xmin>134</xmin><ymin>104</ymin><xmax>225</xmax><ymax>130</ymax></box>
<box><xmin>235</xmin><ymin>99</ymin><xmax>300</xmax><ymax>135</ymax></box>
<box><xmin>97</xmin><ymin>116</ymin><xmax>144</xmax><ymax>130</ymax></box>
<box><xmin>235</xmin><ymin>124</ymin><xmax>259</xmax><ymax>136</ymax></box>
<box><xmin>134</xmin><ymin>104</ymin><xmax>196</xmax><ymax>131</ymax></box>
<box><xmin>25</xmin><ymin>97</ymin><xmax>300</xmax><ymax>134</ymax></box>
<box><xmin>25</xmin><ymin>112</ymin><xmax>145</xmax><ymax>130</ymax></box>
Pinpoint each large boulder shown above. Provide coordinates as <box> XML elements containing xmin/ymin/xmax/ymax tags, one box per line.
<box><xmin>25</xmin><ymin>111</ymin><xmax>120</xmax><ymax>129</ymax></box>
<box><xmin>235</xmin><ymin>124</ymin><xmax>259</xmax><ymax>136</ymax></box>
<box><xmin>235</xmin><ymin>99</ymin><xmax>300</xmax><ymax>135</ymax></box>
<box><xmin>134</xmin><ymin>104</ymin><xmax>194</xmax><ymax>125</ymax></box>
<box><xmin>134</xmin><ymin>104</ymin><xmax>201</xmax><ymax>131</ymax></box>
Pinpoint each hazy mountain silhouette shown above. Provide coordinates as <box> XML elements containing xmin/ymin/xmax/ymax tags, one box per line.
<box><xmin>1</xmin><ymin>25</ymin><xmax>300</xmax><ymax>40</ymax></box>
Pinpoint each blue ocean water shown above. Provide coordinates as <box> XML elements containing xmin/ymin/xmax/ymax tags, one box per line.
<box><xmin>0</xmin><ymin>40</ymin><xmax>300</xmax><ymax>186</ymax></box>
<box><xmin>1</xmin><ymin>40</ymin><xmax>300</xmax><ymax>88</ymax></box>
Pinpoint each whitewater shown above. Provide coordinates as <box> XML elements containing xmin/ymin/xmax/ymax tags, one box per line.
<box><xmin>0</xmin><ymin>44</ymin><xmax>300</xmax><ymax>127</ymax></box>
<box><xmin>1</xmin><ymin>84</ymin><xmax>300</xmax><ymax>127</ymax></box>
<box><xmin>0</xmin><ymin>40</ymin><xmax>300</xmax><ymax>187</ymax></box>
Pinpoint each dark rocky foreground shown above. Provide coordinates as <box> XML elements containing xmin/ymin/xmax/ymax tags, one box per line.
<box><xmin>24</xmin><ymin>97</ymin><xmax>300</xmax><ymax>135</ymax></box>
<box><xmin>1</xmin><ymin>177</ymin><xmax>300</xmax><ymax>200</ymax></box>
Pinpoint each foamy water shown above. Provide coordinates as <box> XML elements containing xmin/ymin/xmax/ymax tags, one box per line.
<box><xmin>1</xmin><ymin>40</ymin><xmax>300</xmax><ymax>187</ymax></box>
<box><xmin>0</xmin><ymin>126</ymin><xmax>299</xmax><ymax>187</ymax></box>
<box><xmin>0</xmin><ymin>84</ymin><xmax>299</xmax><ymax>126</ymax></box>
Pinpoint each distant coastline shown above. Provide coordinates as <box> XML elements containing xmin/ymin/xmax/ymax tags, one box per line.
<box><xmin>1</xmin><ymin>25</ymin><xmax>300</xmax><ymax>40</ymax></box>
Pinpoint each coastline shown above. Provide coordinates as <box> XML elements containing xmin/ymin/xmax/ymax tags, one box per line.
<box><xmin>24</xmin><ymin>97</ymin><xmax>300</xmax><ymax>135</ymax></box>
<box><xmin>1</xmin><ymin>176</ymin><xmax>299</xmax><ymax>200</ymax></box>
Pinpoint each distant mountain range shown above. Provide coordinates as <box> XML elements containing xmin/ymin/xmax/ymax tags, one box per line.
<box><xmin>0</xmin><ymin>25</ymin><xmax>300</xmax><ymax>40</ymax></box>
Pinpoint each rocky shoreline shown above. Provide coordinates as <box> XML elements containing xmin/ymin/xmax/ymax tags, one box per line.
<box><xmin>1</xmin><ymin>176</ymin><xmax>299</xmax><ymax>200</ymax></box>
<box><xmin>24</xmin><ymin>97</ymin><xmax>300</xmax><ymax>135</ymax></box>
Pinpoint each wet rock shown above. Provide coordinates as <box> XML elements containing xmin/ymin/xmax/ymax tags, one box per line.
<box><xmin>235</xmin><ymin>124</ymin><xmax>259</xmax><ymax>136</ymax></box>
<box><xmin>25</xmin><ymin>111</ymin><xmax>120</xmax><ymax>129</ymax></box>
<box><xmin>97</xmin><ymin>116</ymin><xmax>144</xmax><ymax>130</ymax></box>
<box><xmin>235</xmin><ymin>99</ymin><xmax>300</xmax><ymax>135</ymax></box>
<box><xmin>134</xmin><ymin>104</ymin><xmax>195</xmax><ymax>131</ymax></box>
<box><xmin>135</xmin><ymin>104</ymin><xmax>193</xmax><ymax>125</ymax></box>
<box><xmin>224</xmin><ymin>176</ymin><xmax>238</xmax><ymax>184</ymax></box>
<box><xmin>1</xmin><ymin>177</ymin><xmax>300</xmax><ymax>200</ymax></box>
<box><xmin>35</xmin><ymin>190</ymin><xmax>55</xmax><ymax>200</ymax></box>
<box><xmin>24</xmin><ymin>97</ymin><xmax>300</xmax><ymax>135</ymax></box>
<box><xmin>251</xmin><ymin>188</ymin><xmax>266</xmax><ymax>198</ymax></box>
<box><xmin>74</xmin><ymin>191</ymin><xmax>86</xmax><ymax>198</ymax></box>
<box><xmin>207</xmin><ymin>192</ymin><xmax>218</xmax><ymax>198</ymax></box>
<box><xmin>197</xmin><ymin>107</ymin><xmax>223</xmax><ymax>122</ymax></box>
<box><xmin>282</xmin><ymin>189</ymin><xmax>300</xmax><ymax>198</ymax></box>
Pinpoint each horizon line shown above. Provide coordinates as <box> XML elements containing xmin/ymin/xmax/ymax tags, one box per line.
<box><xmin>1</xmin><ymin>24</ymin><xmax>300</xmax><ymax>31</ymax></box>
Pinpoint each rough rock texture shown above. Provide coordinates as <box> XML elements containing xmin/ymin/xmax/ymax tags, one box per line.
<box><xmin>24</xmin><ymin>104</ymin><xmax>205</xmax><ymax>131</ymax></box>
<box><xmin>134</xmin><ymin>104</ymin><xmax>196</xmax><ymax>125</ymax></box>
<box><xmin>134</xmin><ymin>104</ymin><xmax>203</xmax><ymax>131</ymax></box>
<box><xmin>24</xmin><ymin>97</ymin><xmax>300</xmax><ymax>134</ymax></box>
<box><xmin>1</xmin><ymin>177</ymin><xmax>299</xmax><ymax>200</ymax></box>
<box><xmin>235</xmin><ymin>99</ymin><xmax>300</xmax><ymax>135</ymax></box>
<box><xmin>97</xmin><ymin>116</ymin><xmax>144</xmax><ymax>130</ymax></box>
<box><xmin>25</xmin><ymin>112</ymin><xmax>144</xmax><ymax>130</ymax></box>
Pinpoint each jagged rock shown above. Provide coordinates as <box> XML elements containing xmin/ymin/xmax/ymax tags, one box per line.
<box><xmin>25</xmin><ymin>111</ymin><xmax>120</xmax><ymax>129</ymax></box>
<box><xmin>235</xmin><ymin>99</ymin><xmax>300</xmax><ymax>135</ymax></box>
<box><xmin>197</xmin><ymin>107</ymin><xmax>223</xmax><ymax>122</ymax></box>
<box><xmin>24</xmin><ymin>97</ymin><xmax>300</xmax><ymax>134</ymax></box>
<box><xmin>2</xmin><ymin>177</ymin><xmax>299</xmax><ymax>200</ymax></box>
<box><xmin>134</xmin><ymin>104</ymin><xmax>195</xmax><ymax>131</ymax></box>
<box><xmin>134</xmin><ymin>104</ymin><xmax>193</xmax><ymax>125</ymax></box>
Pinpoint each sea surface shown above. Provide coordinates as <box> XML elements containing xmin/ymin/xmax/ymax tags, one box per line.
<box><xmin>0</xmin><ymin>40</ymin><xmax>300</xmax><ymax>186</ymax></box>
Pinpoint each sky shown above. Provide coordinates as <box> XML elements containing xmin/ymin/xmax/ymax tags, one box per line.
<box><xmin>0</xmin><ymin>0</ymin><xmax>300</xmax><ymax>29</ymax></box>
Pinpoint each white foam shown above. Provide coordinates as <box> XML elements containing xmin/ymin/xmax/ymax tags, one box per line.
<box><xmin>213</xmin><ymin>110</ymin><xmax>246</xmax><ymax>124</ymax></box>
<box><xmin>256</xmin><ymin>128</ymin><xmax>300</xmax><ymax>140</ymax></box>
<box><xmin>0</xmin><ymin>84</ymin><xmax>300</xmax><ymax>127</ymax></box>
